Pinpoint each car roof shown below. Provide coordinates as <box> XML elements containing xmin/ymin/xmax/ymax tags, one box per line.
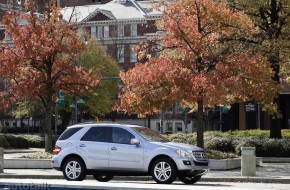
<box><xmin>67</xmin><ymin>122</ymin><xmax>144</xmax><ymax>129</ymax></box>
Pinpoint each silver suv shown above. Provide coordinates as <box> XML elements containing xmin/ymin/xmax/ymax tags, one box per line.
<box><xmin>52</xmin><ymin>123</ymin><xmax>209</xmax><ymax>184</ymax></box>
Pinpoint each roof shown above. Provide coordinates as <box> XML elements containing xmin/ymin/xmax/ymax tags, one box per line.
<box><xmin>62</xmin><ymin>0</ymin><xmax>162</xmax><ymax>23</ymax></box>
<box><xmin>69</xmin><ymin>122</ymin><xmax>144</xmax><ymax>128</ymax></box>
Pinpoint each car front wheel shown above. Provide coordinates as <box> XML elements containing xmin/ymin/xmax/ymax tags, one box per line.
<box><xmin>151</xmin><ymin>158</ymin><xmax>177</xmax><ymax>184</ymax></box>
<box><xmin>93</xmin><ymin>174</ymin><xmax>114</xmax><ymax>182</ymax></box>
<box><xmin>178</xmin><ymin>175</ymin><xmax>201</xmax><ymax>184</ymax></box>
<box><xmin>63</xmin><ymin>157</ymin><xmax>86</xmax><ymax>181</ymax></box>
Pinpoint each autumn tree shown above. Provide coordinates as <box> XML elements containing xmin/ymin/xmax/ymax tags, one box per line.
<box><xmin>0</xmin><ymin>0</ymin><xmax>100</xmax><ymax>152</ymax></box>
<box><xmin>227</xmin><ymin>0</ymin><xmax>290</xmax><ymax>138</ymax></box>
<box><xmin>118</xmin><ymin>0</ymin><xmax>279</xmax><ymax>148</ymax></box>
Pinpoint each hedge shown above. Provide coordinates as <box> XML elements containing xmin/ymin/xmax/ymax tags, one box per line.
<box><xmin>0</xmin><ymin>134</ymin><xmax>44</xmax><ymax>149</ymax></box>
<box><xmin>168</xmin><ymin>130</ymin><xmax>290</xmax><ymax>157</ymax></box>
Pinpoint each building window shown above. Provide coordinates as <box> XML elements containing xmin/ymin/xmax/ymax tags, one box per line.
<box><xmin>117</xmin><ymin>45</ymin><xmax>125</xmax><ymax>63</ymax></box>
<box><xmin>176</xmin><ymin>122</ymin><xmax>183</xmax><ymax>132</ymax></box>
<box><xmin>104</xmin><ymin>26</ymin><xmax>109</xmax><ymax>37</ymax></box>
<box><xmin>5</xmin><ymin>33</ymin><xmax>11</xmax><ymax>40</ymax></box>
<box><xmin>166</xmin><ymin>122</ymin><xmax>172</xmax><ymax>133</ymax></box>
<box><xmin>91</xmin><ymin>26</ymin><xmax>96</xmax><ymax>37</ymax></box>
<box><xmin>97</xmin><ymin>26</ymin><xmax>103</xmax><ymax>38</ymax></box>
<box><xmin>156</xmin><ymin>122</ymin><xmax>161</xmax><ymax>132</ymax></box>
<box><xmin>130</xmin><ymin>45</ymin><xmax>137</xmax><ymax>62</ymax></box>
<box><xmin>131</xmin><ymin>24</ymin><xmax>137</xmax><ymax>36</ymax></box>
<box><xmin>118</xmin><ymin>24</ymin><xmax>124</xmax><ymax>37</ymax></box>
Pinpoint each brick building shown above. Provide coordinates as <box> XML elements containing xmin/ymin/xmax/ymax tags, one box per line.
<box><xmin>61</xmin><ymin>0</ymin><xmax>161</xmax><ymax>71</ymax></box>
<box><xmin>0</xmin><ymin>0</ymin><xmax>289</xmax><ymax>132</ymax></box>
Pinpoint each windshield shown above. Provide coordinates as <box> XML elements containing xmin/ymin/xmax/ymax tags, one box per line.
<box><xmin>132</xmin><ymin>127</ymin><xmax>169</xmax><ymax>142</ymax></box>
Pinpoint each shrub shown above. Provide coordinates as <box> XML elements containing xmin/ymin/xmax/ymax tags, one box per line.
<box><xmin>206</xmin><ymin>149</ymin><xmax>238</xmax><ymax>159</ymax></box>
<box><xmin>0</xmin><ymin>134</ymin><xmax>44</xmax><ymax>149</ymax></box>
<box><xmin>166</xmin><ymin>133</ymin><xmax>196</xmax><ymax>145</ymax></box>
<box><xmin>5</xmin><ymin>135</ymin><xmax>29</xmax><ymax>148</ymax></box>
<box><xmin>0</xmin><ymin>135</ymin><xmax>9</xmax><ymax>148</ymax></box>
<box><xmin>204</xmin><ymin>137</ymin><xmax>237</xmax><ymax>153</ymax></box>
<box><xmin>22</xmin><ymin>135</ymin><xmax>45</xmax><ymax>148</ymax></box>
<box><xmin>235</xmin><ymin>138</ymin><xmax>290</xmax><ymax>157</ymax></box>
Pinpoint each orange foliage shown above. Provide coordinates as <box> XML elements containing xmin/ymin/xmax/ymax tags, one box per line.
<box><xmin>118</xmin><ymin>0</ymin><xmax>279</xmax><ymax>116</ymax></box>
<box><xmin>0</xmin><ymin>0</ymin><xmax>100</xmax><ymax>108</ymax></box>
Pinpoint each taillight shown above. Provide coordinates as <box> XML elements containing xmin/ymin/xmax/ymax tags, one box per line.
<box><xmin>53</xmin><ymin>146</ymin><xmax>61</xmax><ymax>155</ymax></box>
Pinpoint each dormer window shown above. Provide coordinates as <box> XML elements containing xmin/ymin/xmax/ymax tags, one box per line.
<box><xmin>131</xmin><ymin>24</ymin><xmax>137</xmax><ymax>36</ymax></box>
<box><xmin>118</xmin><ymin>24</ymin><xmax>124</xmax><ymax>37</ymax></box>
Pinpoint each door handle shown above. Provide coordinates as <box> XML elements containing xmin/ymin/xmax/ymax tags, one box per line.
<box><xmin>110</xmin><ymin>147</ymin><xmax>117</xmax><ymax>151</ymax></box>
<box><xmin>79</xmin><ymin>144</ymin><xmax>86</xmax><ymax>147</ymax></box>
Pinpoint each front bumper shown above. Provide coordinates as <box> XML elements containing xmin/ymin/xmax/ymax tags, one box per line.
<box><xmin>174</xmin><ymin>156</ymin><xmax>210</xmax><ymax>174</ymax></box>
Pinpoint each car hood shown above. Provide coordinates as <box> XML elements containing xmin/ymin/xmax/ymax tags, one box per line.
<box><xmin>151</xmin><ymin>141</ymin><xmax>204</xmax><ymax>152</ymax></box>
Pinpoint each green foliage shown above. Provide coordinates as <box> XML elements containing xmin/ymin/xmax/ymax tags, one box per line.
<box><xmin>4</xmin><ymin>135</ymin><xmax>29</xmax><ymax>148</ymax></box>
<box><xmin>0</xmin><ymin>134</ymin><xmax>44</xmax><ymax>148</ymax></box>
<box><xmin>204</xmin><ymin>137</ymin><xmax>237</xmax><ymax>153</ymax></box>
<box><xmin>166</xmin><ymin>133</ymin><xmax>196</xmax><ymax>145</ymax></box>
<box><xmin>0</xmin><ymin>135</ymin><xmax>9</xmax><ymax>148</ymax></box>
<box><xmin>78</xmin><ymin>38</ymin><xmax>119</xmax><ymax>116</ymax></box>
<box><xmin>205</xmin><ymin>130</ymin><xmax>290</xmax><ymax>139</ymax></box>
<box><xmin>21</xmin><ymin>135</ymin><xmax>45</xmax><ymax>148</ymax></box>
<box><xmin>206</xmin><ymin>150</ymin><xmax>238</xmax><ymax>159</ymax></box>
<box><xmin>19</xmin><ymin>151</ymin><xmax>53</xmax><ymax>159</ymax></box>
<box><xmin>167</xmin><ymin>130</ymin><xmax>290</xmax><ymax>157</ymax></box>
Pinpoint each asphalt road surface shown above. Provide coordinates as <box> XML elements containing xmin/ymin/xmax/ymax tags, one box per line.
<box><xmin>0</xmin><ymin>179</ymin><xmax>289</xmax><ymax>190</ymax></box>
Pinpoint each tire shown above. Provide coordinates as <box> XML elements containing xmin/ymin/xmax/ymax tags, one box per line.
<box><xmin>178</xmin><ymin>175</ymin><xmax>201</xmax><ymax>184</ymax></box>
<box><xmin>151</xmin><ymin>158</ymin><xmax>177</xmax><ymax>184</ymax></box>
<box><xmin>62</xmin><ymin>157</ymin><xmax>86</xmax><ymax>181</ymax></box>
<box><xmin>93</xmin><ymin>174</ymin><xmax>114</xmax><ymax>182</ymax></box>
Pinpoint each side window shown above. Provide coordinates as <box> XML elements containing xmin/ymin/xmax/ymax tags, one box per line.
<box><xmin>112</xmin><ymin>128</ymin><xmax>135</xmax><ymax>144</ymax></box>
<box><xmin>58</xmin><ymin>127</ymin><xmax>83</xmax><ymax>140</ymax></box>
<box><xmin>81</xmin><ymin>127</ymin><xmax>108</xmax><ymax>142</ymax></box>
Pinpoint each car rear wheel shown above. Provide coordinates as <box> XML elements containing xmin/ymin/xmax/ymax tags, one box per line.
<box><xmin>178</xmin><ymin>175</ymin><xmax>201</xmax><ymax>184</ymax></box>
<box><xmin>93</xmin><ymin>174</ymin><xmax>114</xmax><ymax>182</ymax></box>
<box><xmin>63</xmin><ymin>157</ymin><xmax>86</xmax><ymax>181</ymax></box>
<box><xmin>151</xmin><ymin>158</ymin><xmax>177</xmax><ymax>184</ymax></box>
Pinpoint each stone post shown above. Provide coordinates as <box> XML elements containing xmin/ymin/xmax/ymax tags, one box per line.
<box><xmin>241</xmin><ymin>147</ymin><xmax>256</xmax><ymax>176</ymax></box>
<box><xmin>0</xmin><ymin>147</ymin><xmax>4</xmax><ymax>173</ymax></box>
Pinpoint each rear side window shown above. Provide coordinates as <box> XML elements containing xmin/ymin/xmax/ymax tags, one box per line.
<box><xmin>58</xmin><ymin>127</ymin><xmax>83</xmax><ymax>140</ymax></box>
<box><xmin>81</xmin><ymin>127</ymin><xmax>109</xmax><ymax>142</ymax></box>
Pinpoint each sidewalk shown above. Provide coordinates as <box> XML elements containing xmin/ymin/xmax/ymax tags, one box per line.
<box><xmin>1</xmin><ymin>149</ymin><xmax>290</xmax><ymax>184</ymax></box>
<box><xmin>0</xmin><ymin>163</ymin><xmax>289</xmax><ymax>184</ymax></box>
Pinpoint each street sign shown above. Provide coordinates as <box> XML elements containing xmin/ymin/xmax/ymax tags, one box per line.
<box><xmin>244</xmin><ymin>102</ymin><xmax>256</xmax><ymax>112</ymax></box>
<box><xmin>77</xmin><ymin>99</ymin><xmax>85</xmax><ymax>104</ymax></box>
<box><xmin>57</xmin><ymin>91</ymin><xmax>65</xmax><ymax>106</ymax></box>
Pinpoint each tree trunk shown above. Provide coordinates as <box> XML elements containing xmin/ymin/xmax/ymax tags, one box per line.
<box><xmin>44</xmin><ymin>98</ymin><xmax>53</xmax><ymax>152</ymax></box>
<box><xmin>196</xmin><ymin>100</ymin><xmax>204</xmax><ymax>148</ymax></box>
<box><xmin>269</xmin><ymin>53</ymin><xmax>282</xmax><ymax>139</ymax></box>
<box><xmin>270</xmin><ymin>97</ymin><xmax>282</xmax><ymax>139</ymax></box>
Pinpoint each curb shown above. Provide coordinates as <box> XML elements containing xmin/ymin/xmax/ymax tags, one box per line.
<box><xmin>0</xmin><ymin>174</ymin><xmax>289</xmax><ymax>184</ymax></box>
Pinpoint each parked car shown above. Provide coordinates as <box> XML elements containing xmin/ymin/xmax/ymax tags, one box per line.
<box><xmin>52</xmin><ymin>122</ymin><xmax>209</xmax><ymax>184</ymax></box>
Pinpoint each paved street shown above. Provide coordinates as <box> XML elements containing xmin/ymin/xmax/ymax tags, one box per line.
<box><xmin>0</xmin><ymin>179</ymin><xmax>289</xmax><ymax>190</ymax></box>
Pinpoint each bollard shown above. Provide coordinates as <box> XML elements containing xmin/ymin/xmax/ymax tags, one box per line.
<box><xmin>0</xmin><ymin>147</ymin><xmax>3</xmax><ymax>173</ymax></box>
<box><xmin>241</xmin><ymin>147</ymin><xmax>256</xmax><ymax>176</ymax></box>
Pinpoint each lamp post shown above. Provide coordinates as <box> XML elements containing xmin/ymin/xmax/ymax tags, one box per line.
<box><xmin>73</xmin><ymin>95</ymin><xmax>78</xmax><ymax>124</ymax></box>
<box><xmin>73</xmin><ymin>36</ymin><xmax>88</xmax><ymax>124</ymax></box>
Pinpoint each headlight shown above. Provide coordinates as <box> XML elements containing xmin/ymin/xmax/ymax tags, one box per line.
<box><xmin>175</xmin><ymin>149</ymin><xmax>191</xmax><ymax>158</ymax></box>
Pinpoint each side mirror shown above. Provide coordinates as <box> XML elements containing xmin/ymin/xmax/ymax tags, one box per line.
<box><xmin>130</xmin><ymin>138</ymin><xmax>140</xmax><ymax>146</ymax></box>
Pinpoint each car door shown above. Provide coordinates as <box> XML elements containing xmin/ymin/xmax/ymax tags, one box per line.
<box><xmin>108</xmin><ymin>127</ymin><xmax>144</xmax><ymax>171</ymax></box>
<box><xmin>77</xmin><ymin>126</ymin><xmax>109</xmax><ymax>170</ymax></box>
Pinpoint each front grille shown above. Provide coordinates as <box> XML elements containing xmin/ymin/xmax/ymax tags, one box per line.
<box><xmin>192</xmin><ymin>151</ymin><xmax>208</xmax><ymax>162</ymax></box>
